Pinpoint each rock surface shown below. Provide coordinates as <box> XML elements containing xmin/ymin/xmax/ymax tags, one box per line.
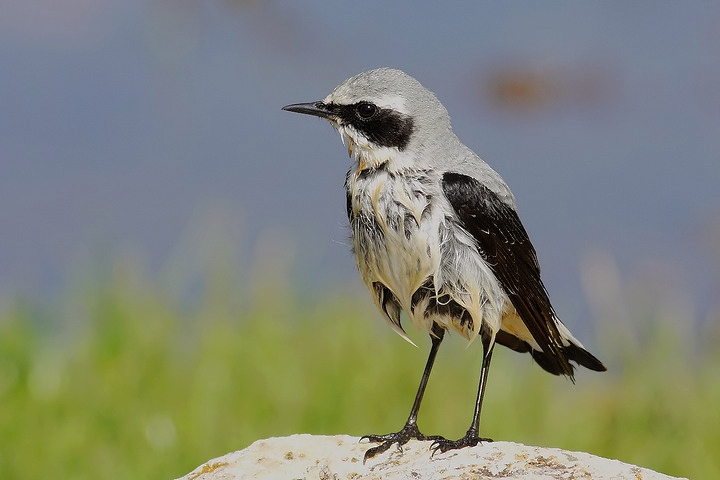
<box><xmin>177</xmin><ymin>434</ymin><xmax>686</xmax><ymax>480</ymax></box>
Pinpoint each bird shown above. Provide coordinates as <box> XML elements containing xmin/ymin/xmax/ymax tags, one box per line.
<box><xmin>282</xmin><ymin>67</ymin><xmax>606</xmax><ymax>461</ymax></box>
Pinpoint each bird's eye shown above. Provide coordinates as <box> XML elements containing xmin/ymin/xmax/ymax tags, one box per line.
<box><xmin>356</xmin><ymin>102</ymin><xmax>377</xmax><ymax>119</ymax></box>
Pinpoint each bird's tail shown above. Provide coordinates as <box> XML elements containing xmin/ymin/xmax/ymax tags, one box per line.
<box><xmin>534</xmin><ymin>320</ymin><xmax>607</xmax><ymax>376</ymax></box>
<box><xmin>561</xmin><ymin>342</ymin><xmax>607</xmax><ymax>372</ymax></box>
<box><xmin>528</xmin><ymin>340</ymin><xmax>606</xmax><ymax>376</ymax></box>
<box><xmin>496</xmin><ymin>314</ymin><xmax>607</xmax><ymax>377</ymax></box>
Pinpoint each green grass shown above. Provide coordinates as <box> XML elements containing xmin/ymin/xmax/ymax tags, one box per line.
<box><xmin>0</xmin><ymin>259</ymin><xmax>717</xmax><ymax>479</ymax></box>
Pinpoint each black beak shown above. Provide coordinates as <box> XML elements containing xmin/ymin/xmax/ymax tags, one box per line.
<box><xmin>282</xmin><ymin>101</ymin><xmax>333</xmax><ymax>119</ymax></box>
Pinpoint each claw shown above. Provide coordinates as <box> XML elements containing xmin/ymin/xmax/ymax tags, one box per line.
<box><xmin>360</xmin><ymin>433</ymin><xmax>394</xmax><ymax>444</ymax></box>
<box><xmin>361</xmin><ymin>423</ymin><xmax>446</xmax><ymax>463</ymax></box>
<box><xmin>430</xmin><ymin>433</ymin><xmax>493</xmax><ymax>456</ymax></box>
<box><xmin>363</xmin><ymin>440</ymin><xmax>394</xmax><ymax>463</ymax></box>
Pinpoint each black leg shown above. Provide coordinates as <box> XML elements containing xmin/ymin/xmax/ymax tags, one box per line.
<box><xmin>362</xmin><ymin>323</ymin><xmax>447</xmax><ymax>462</ymax></box>
<box><xmin>431</xmin><ymin>334</ymin><xmax>495</xmax><ymax>455</ymax></box>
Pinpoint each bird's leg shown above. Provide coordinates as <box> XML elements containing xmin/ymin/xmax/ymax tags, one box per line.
<box><xmin>362</xmin><ymin>323</ymin><xmax>447</xmax><ymax>462</ymax></box>
<box><xmin>431</xmin><ymin>334</ymin><xmax>495</xmax><ymax>455</ymax></box>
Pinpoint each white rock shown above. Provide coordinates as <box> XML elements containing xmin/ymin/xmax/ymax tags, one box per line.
<box><xmin>177</xmin><ymin>434</ymin><xmax>686</xmax><ymax>480</ymax></box>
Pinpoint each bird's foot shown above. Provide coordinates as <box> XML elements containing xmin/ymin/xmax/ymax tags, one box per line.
<box><xmin>430</xmin><ymin>429</ymin><xmax>492</xmax><ymax>456</ymax></box>
<box><xmin>361</xmin><ymin>423</ymin><xmax>445</xmax><ymax>462</ymax></box>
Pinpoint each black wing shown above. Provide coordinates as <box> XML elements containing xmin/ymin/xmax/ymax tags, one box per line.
<box><xmin>442</xmin><ymin>171</ymin><xmax>575</xmax><ymax>377</ymax></box>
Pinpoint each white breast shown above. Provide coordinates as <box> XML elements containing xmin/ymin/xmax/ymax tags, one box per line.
<box><xmin>346</xmin><ymin>167</ymin><xmax>507</xmax><ymax>344</ymax></box>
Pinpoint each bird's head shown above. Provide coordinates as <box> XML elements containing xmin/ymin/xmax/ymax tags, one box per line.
<box><xmin>283</xmin><ymin>68</ymin><xmax>453</xmax><ymax>172</ymax></box>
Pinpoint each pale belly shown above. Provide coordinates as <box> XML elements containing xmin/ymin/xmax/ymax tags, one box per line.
<box><xmin>347</xmin><ymin>169</ymin><xmax>508</xmax><ymax>343</ymax></box>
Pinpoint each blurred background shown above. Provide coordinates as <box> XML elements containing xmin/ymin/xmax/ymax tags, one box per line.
<box><xmin>1</xmin><ymin>1</ymin><xmax>719</xmax><ymax>479</ymax></box>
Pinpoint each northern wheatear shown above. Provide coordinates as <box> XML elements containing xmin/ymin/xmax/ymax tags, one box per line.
<box><xmin>283</xmin><ymin>68</ymin><xmax>606</xmax><ymax>461</ymax></box>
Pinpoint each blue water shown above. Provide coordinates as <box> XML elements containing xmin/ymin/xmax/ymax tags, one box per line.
<box><xmin>2</xmin><ymin>1</ymin><xmax>719</xmax><ymax>329</ymax></box>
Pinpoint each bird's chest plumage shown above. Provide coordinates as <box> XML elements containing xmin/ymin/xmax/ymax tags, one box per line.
<box><xmin>345</xmin><ymin>166</ymin><xmax>507</xmax><ymax>341</ymax></box>
<box><xmin>346</xmin><ymin>168</ymin><xmax>442</xmax><ymax>311</ymax></box>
